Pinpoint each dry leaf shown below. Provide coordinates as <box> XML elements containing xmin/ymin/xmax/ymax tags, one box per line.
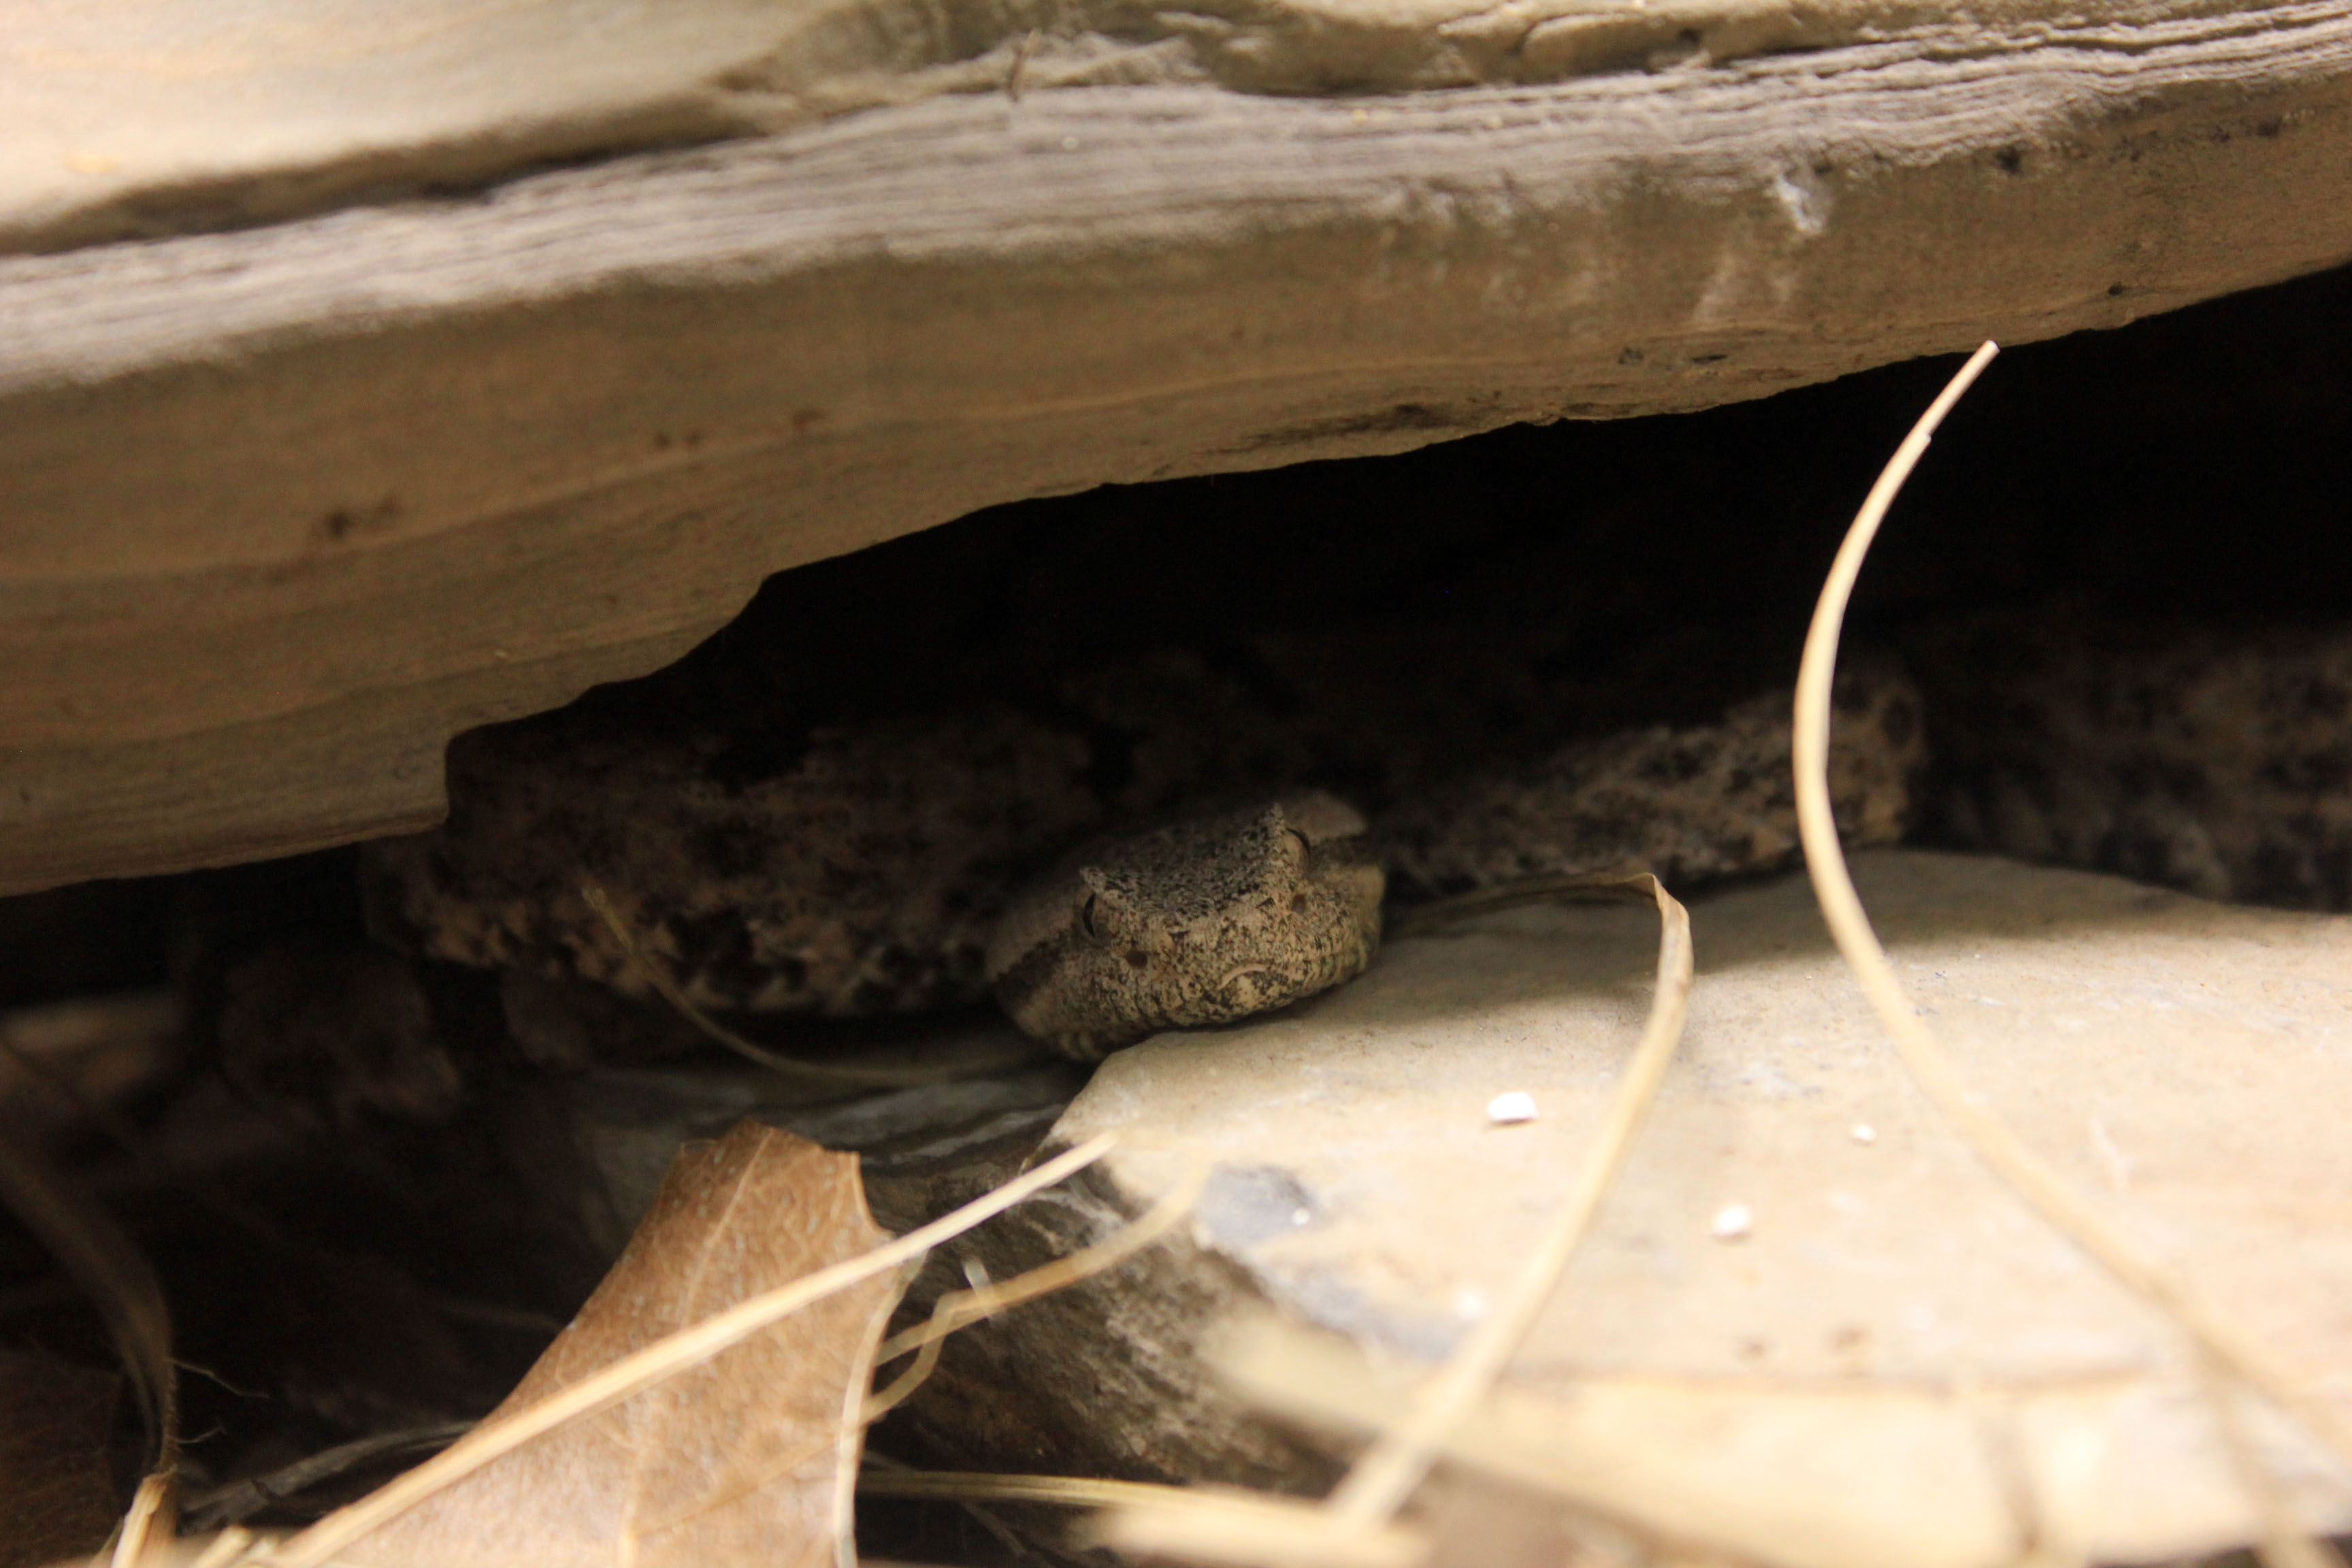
<box><xmin>0</xmin><ymin>1350</ymin><xmax>120</xmax><ymax>1568</ymax></box>
<box><xmin>345</xmin><ymin>1121</ymin><xmax>901</xmax><ymax>1568</ymax></box>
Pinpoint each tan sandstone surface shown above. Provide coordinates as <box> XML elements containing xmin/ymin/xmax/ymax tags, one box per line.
<box><xmin>885</xmin><ymin>850</ymin><xmax>2352</xmax><ymax>1565</ymax></box>
<box><xmin>8</xmin><ymin>0</ymin><xmax>2352</xmax><ymax>887</ymax></box>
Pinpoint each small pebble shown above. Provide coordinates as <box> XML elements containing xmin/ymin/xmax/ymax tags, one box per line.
<box><xmin>1486</xmin><ymin>1090</ymin><xmax>1539</xmax><ymax>1124</ymax></box>
<box><xmin>1710</xmin><ymin>1203</ymin><xmax>1754</xmax><ymax>1241</ymax></box>
<box><xmin>1851</xmin><ymin>1123</ymin><xmax>1878</xmax><ymax>1145</ymax></box>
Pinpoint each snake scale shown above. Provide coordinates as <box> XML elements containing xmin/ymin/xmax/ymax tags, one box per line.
<box><xmin>363</xmin><ymin>619</ymin><xmax>1925</xmax><ymax>1058</ymax></box>
<box><xmin>365</xmin><ymin>586</ymin><xmax>2352</xmax><ymax>1059</ymax></box>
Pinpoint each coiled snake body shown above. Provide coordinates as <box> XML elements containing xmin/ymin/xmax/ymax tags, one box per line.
<box><xmin>366</xmin><ymin>651</ymin><xmax>1926</xmax><ymax>1058</ymax></box>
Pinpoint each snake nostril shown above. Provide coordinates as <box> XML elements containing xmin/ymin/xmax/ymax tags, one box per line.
<box><xmin>1125</xmin><ymin>949</ymin><xmax>1150</xmax><ymax>970</ymax></box>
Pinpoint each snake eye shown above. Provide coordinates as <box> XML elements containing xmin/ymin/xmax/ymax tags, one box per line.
<box><xmin>1079</xmin><ymin>894</ymin><xmax>1110</xmax><ymax>942</ymax></box>
<box><xmin>1282</xmin><ymin>827</ymin><xmax>1312</xmax><ymax>857</ymax></box>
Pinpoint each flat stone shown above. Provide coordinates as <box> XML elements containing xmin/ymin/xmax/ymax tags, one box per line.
<box><xmin>10</xmin><ymin>0</ymin><xmax>2345</xmax><ymax>256</ymax></box>
<box><xmin>7</xmin><ymin>0</ymin><xmax>2352</xmax><ymax>888</ymax></box>
<box><xmin>894</xmin><ymin>849</ymin><xmax>2352</xmax><ymax>1563</ymax></box>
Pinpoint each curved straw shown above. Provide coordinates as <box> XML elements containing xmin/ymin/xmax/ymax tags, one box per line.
<box><xmin>862</xmin><ymin>1469</ymin><xmax>1226</xmax><ymax>1509</ymax></box>
<box><xmin>1326</xmin><ymin>871</ymin><xmax>1695</xmax><ymax>1524</ymax></box>
<box><xmin>1791</xmin><ymin>342</ymin><xmax>2352</xmax><ymax>1479</ymax></box>
<box><xmin>863</xmin><ymin>1161</ymin><xmax>1210</xmax><ymax>1423</ymax></box>
<box><xmin>0</xmin><ymin>1130</ymin><xmax>181</xmax><ymax>1563</ymax></box>
<box><xmin>919</xmin><ymin>1473</ymin><xmax>1429</xmax><ymax>1568</ymax></box>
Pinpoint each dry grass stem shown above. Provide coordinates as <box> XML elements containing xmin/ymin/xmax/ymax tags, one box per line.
<box><xmin>0</xmin><ymin>1139</ymin><xmax>176</xmax><ymax>1473</ymax></box>
<box><xmin>108</xmin><ymin>1473</ymin><xmax>179</xmax><ymax>1568</ymax></box>
<box><xmin>1793</xmin><ymin>342</ymin><xmax>2352</xmax><ymax>1512</ymax></box>
<box><xmin>0</xmin><ymin>1135</ymin><xmax>181</xmax><ymax>1565</ymax></box>
<box><xmin>186</xmin><ymin>1527</ymin><xmax>261</xmax><ymax>1568</ymax></box>
<box><xmin>860</xmin><ymin>1468</ymin><xmax>1211</xmax><ymax>1509</ymax></box>
<box><xmin>261</xmin><ymin>1134</ymin><xmax>1115</xmax><ymax>1568</ymax></box>
<box><xmin>1086</xmin><ymin>869</ymin><xmax>1694</xmax><ymax>1563</ymax></box>
<box><xmin>879</xmin><ymin>1465</ymin><xmax>1430</xmax><ymax>1567</ymax></box>
<box><xmin>1090</xmin><ymin>1488</ymin><xmax>1430</xmax><ymax>1568</ymax></box>
<box><xmin>864</xmin><ymin>1160</ymin><xmax>1210</xmax><ymax>1422</ymax></box>
<box><xmin>1384</xmin><ymin>870</ymin><xmax>1676</xmax><ymax>938</ymax></box>
<box><xmin>581</xmin><ymin>881</ymin><xmax>983</xmax><ymax>1088</ymax></box>
<box><xmin>870</xmin><ymin>1473</ymin><xmax>1427</xmax><ymax>1568</ymax></box>
<box><xmin>0</xmin><ymin>1029</ymin><xmax>158</xmax><ymax>1160</ymax></box>
<box><xmin>2200</xmin><ymin>1354</ymin><xmax>2351</xmax><ymax>1568</ymax></box>
<box><xmin>1325</xmin><ymin>871</ymin><xmax>1693</xmax><ymax>1525</ymax></box>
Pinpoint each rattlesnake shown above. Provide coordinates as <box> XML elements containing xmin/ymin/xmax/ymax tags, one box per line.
<box><xmin>365</xmin><ymin>600</ymin><xmax>2352</xmax><ymax>1058</ymax></box>
<box><xmin>1912</xmin><ymin>609</ymin><xmax>2352</xmax><ymax>909</ymax></box>
<box><xmin>363</xmin><ymin>647</ymin><xmax>1925</xmax><ymax>1058</ymax></box>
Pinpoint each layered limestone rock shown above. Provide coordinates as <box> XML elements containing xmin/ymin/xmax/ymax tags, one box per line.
<box><xmin>7</xmin><ymin>0</ymin><xmax>2352</xmax><ymax>887</ymax></box>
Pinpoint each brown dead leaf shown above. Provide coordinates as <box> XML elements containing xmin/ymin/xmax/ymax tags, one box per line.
<box><xmin>0</xmin><ymin>1349</ymin><xmax>120</xmax><ymax>1568</ymax></box>
<box><xmin>344</xmin><ymin>1121</ymin><xmax>900</xmax><ymax>1568</ymax></box>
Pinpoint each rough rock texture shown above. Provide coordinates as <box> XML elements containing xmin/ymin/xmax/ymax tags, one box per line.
<box><xmin>216</xmin><ymin>943</ymin><xmax>465</xmax><ymax>1130</ymax></box>
<box><xmin>888</xmin><ymin>851</ymin><xmax>2352</xmax><ymax>1564</ymax></box>
<box><xmin>1377</xmin><ymin>661</ymin><xmax>1925</xmax><ymax>899</ymax></box>
<box><xmin>1921</xmin><ymin>611</ymin><xmax>2352</xmax><ymax>909</ymax></box>
<box><xmin>10</xmin><ymin>0</ymin><xmax>2349</xmax><ymax>257</ymax></box>
<box><xmin>361</xmin><ymin>653</ymin><xmax>1920</xmax><ymax>1020</ymax></box>
<box><xmin>7</xmin><ymin>0</ymin><xmax>2352</xmax><ymax>889</ymax></box>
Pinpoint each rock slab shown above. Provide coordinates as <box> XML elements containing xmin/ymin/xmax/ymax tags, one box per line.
<box><xmin>893</xmin><ymin>850</ymin><xmax>2352</xmax><ymax>1565</ymax></box>
<box><xmin>10</xmin><ymin>0</ymin><xmax>2352</xmax><ymax>888</ymax></box>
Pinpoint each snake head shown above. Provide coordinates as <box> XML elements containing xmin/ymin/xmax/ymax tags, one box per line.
<box><xmin>984</xmin><ymin>792</ymin><xmax>1385</xmax><ymax>1060</ymax></box>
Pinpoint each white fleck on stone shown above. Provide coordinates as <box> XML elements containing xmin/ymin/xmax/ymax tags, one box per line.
<box><xmin>1710</xmin><ymin>1203</ymin><xmax>1753</xmax><ymax>1241</ymax></box>
<box><xmin>1290</xmin><ymin>1207</ymin><xmax>1312</xmax><ymax>1226</ymax></box>
<box><xmin>1486</xmin><ymin>1090</ymin><xmax>1539</xmax><ymax>1124</ymax></box>
<box><xmin>1770</xmin><ymin>165</ymin><xmax>1831</xmax><ymax>237</ymax></box>
<box><xmin>1452</xmin><ymin>1288</ymin><xmax>1487</xmax><ymax>1320</ymax></box>
<box><xmin>2089</xmin><ymin>1117</ymin><xmax>2134</xmax><ymax>1192</ymax></box>
<box><xmin>1851</xmin><ymin>1122</ymin><xmax>1878</xmax><ymax>1145</ymax></box>
<box><xmin>1060</xmin><ymin>135</ymin><xmax>1079</xmax><ymax>150</ymax></box>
